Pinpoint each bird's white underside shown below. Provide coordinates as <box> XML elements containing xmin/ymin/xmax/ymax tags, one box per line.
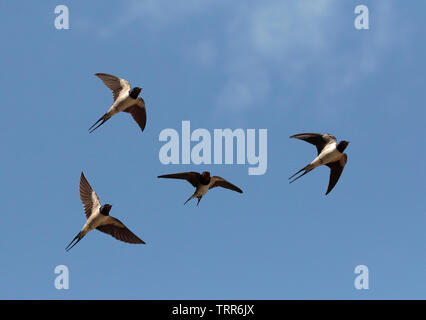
<box><xmin>311</xmin><ymin>142</ymin><xmax>344</xmax><ymax>168</ymax></box>
<box><xmin>196</xmin><ymin>184</ymin><xmax>210</xmax><ymax>197</ymax></box>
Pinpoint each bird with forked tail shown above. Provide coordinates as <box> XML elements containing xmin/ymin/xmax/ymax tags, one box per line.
<box><xmin>157</xmin><ymin>171</ymin><xmax>243</xmax><ymax>206</ymax></box>
<box><xmin>89</xmin><ymin>73</ymin><xmax>146</xmax><ymax>133</ymax></box>
<box><xmin>66</xmin><ymin>172</ymin><xmax>145</xmax><ymax>251</ymax></box>
<box><xmin>289</xmin><ymin>133</ymin><xmax>349</xmax><ymax>195</ymax></box>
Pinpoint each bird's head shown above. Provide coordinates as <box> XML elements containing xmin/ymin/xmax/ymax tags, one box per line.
<box><xmin>100</xmin><ymin>204</ymin><xmax>112</xmax><ymax>216</ymax></box>
<box><xmin>337</xmin><ymin>140</ymin><xmax>350</xmax><ymax>153</ymax></box>
<box><xmin>129</xmin><ymin>87</ymin><xmax>142</xmax><ymax>99</ymax></box>
<box><xmin>201</xmin><ymin>171</ymin><xmax>210</xmax><ymax>178</ymax></box>
<box><xmin>200</xmin><ymin>171</ymin><xmax>211</xmax><ymax>185</ymax></box>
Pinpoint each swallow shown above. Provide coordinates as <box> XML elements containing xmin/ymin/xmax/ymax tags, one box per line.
<box><xmin>66</xmin><ymin>172</ymin><xmax>145</xmax><ymax>251</ymax></box>
<box><xmin>289</xmin><ymin>133</ymin><xmax>349</xmax><ymax>195</ymax></box>
<box><xmin>157</xmin><ymin>171</ymin><xmax>243</xmax><ymax>206</ymax></box>
<box><xmin>89</xmin><ymin>73</ymin><xmax>146</xmax><ymax>133</ymax></box>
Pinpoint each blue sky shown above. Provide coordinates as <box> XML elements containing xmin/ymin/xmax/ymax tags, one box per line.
<box><xmin>0</xmin><ymin>0</ymin><xmax>424</xmax><ymax>299</ymax></box>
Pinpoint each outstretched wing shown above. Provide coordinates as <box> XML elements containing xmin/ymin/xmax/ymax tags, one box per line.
<box><xmin>210</xmin><ymin>176</ymin><xmax>243</xmax><ymax>193</ymax></box>
<box><xmin>97</xmin><ymin>217</ymin><xmax>145</xmax><ymax>244</ymax></box>
<box><xmin>124</xmin><ymin>98</ymin><xmax>146</xmax><ymax>132</ymax></box>
<box><xmin>157</xmin><ymin>172</ymin><xmax>201</xmax><ymax>187</ymax></box>
<box><xmin>79</xmin><ymin>172</ymin><xmax>101</xmax><ymax>219</ymax></box>
<box><xmin>290</xmin><ymin>133</ymin><xmax>336</xmax><ymax>155</ymax></box>
<box><xmin>95</xmin><ymin>73</ymin><xmax>131</xmax><ymax>101</ymax></box>
<box><xmin>325</xmin><ymin>154</ymin><xmax>347</xmax><ymax>195</ymax></box>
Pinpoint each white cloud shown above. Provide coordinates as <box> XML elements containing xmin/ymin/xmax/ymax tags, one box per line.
<box><xmin>84</xmin><ymin>1</ymin><xmax>399</xmax><ymax>113</ymax></box>
<box><xmin>215</xmin><ymin>55</ymin><xmax>270</xmax><ymax>112</ymax></box>
<box><xmin>122</xmin><ymin>0</ymin><xmax>213</xmax><ymax>26</ymax></box>
<box><xmin>93</xmin><ymin>0</ymin><xmax>216</xmax><ymax>38</ymax></box>
<box><xmin>217</xmin><ymin>1</ymin><xmax>402</xmax><ymax>113</ymax></box>
<box><xmin>235</xmin><ymin>1</ymin><xmax>333</xmax><ymax>60</ymax></box>
<box><xmin>185</xmin><ymin>40</ymin><xmax>217</xmax><ymax>68</ymax></box>
<box><xmin>217</xmin><ymin>0</ymin><xmax>335</xmax><ymax>111</ymax></box>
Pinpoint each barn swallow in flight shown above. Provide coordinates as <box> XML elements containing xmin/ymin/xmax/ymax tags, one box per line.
<box><xmin>66</xmin><ymin>172</ymin><xmax>145</xmax><ymax>251</ymax></box>
<box><xmin>157</xmin><ymin>171</ymin><xmax>243</xmax><ymax>206</ymax></box>
<box><xmin>89</xmin><ymin>73</ymin><xmax>146</xmax><ymax>133</ymax></box>
<box><xmin>289</xmin><ymin>133</ymin><xmax>349</xmax><ymax>195</ymax></box>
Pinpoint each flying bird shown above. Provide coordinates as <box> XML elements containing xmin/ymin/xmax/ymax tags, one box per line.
<box><xmin>66</xmin><ymin>172</ymin><xmax>145</xmax><ymax>251</ymax></box>
<box><xmin>289</xmin><ymin>133</ymin><xmax>349</xmax><ymax>195</ymax></box>
<box><xmin>157</xmin><ymin>171</ymin><xmax>243</xmax><ymax>206</ymax></box>
<box><xmin>89</xmin><ymin>73</ymin><xmax>146</xmax><ymax>133</ymax></box>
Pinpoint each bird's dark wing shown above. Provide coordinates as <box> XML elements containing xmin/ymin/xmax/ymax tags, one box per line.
<box><xmin>79</xmin><ymin>172</ymin><xmax>101</xmax><ymax>219</ymax></box>
<box><xmin>94</xmin><ymin>73</ymin><xmax>130</xmax><ymax>101</ymax></box>
<box><xmin>124</xmin><ymin>98</ymin><xmax>146</xmax><ymax>132</ymax></box>
<box><xmin>325</xmin><ymin>154</ymin><xmax>347</xmax><ymax>195</ymax></box>
<box><xmin>96</xmin><ymin>217</ymin><xmax>145</xmax><ymax>244</ymax></box>
<box><xmin>157</xmin><ymin>172</ymin><xmax>201</xmax><ymax>187</ymax></box>
<box><xmin>290</xmin><ymin>133</ymin><xmax>336</xmax><ymax>155</ymax></box>
<box><xmin>210</xmin><ymin>176</ymin><xmax>243</xmax><ymax>193</ymax></box>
